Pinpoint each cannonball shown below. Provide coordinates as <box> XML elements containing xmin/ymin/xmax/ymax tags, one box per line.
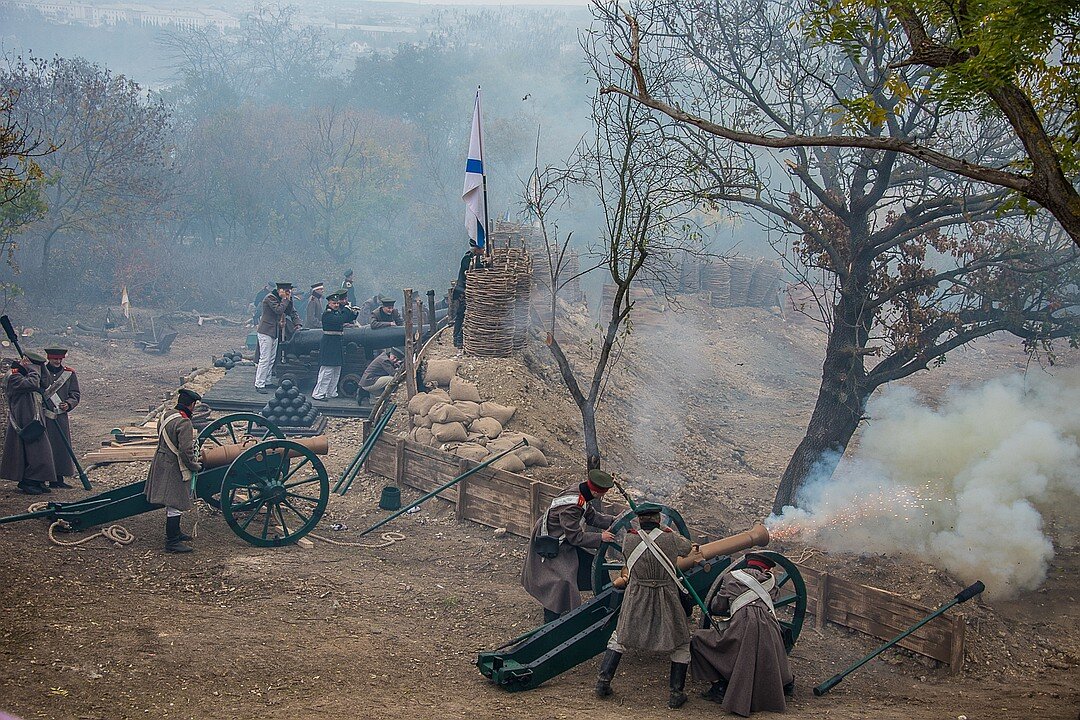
<box><xmin>280</xmin><ymin>379</ymin><xmax>294</xmax><ymax>389</ymax></box>
<box><xmin>287</xmin><ymin>387</ymin><xmax>300</xmax><ymax>400</ymax></box>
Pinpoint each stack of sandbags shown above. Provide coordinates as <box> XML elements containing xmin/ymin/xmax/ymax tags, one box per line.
<box><xmin>405</xmin><ymin>367</ymin><xmax>549</xmax><ymax>471</ymax></box>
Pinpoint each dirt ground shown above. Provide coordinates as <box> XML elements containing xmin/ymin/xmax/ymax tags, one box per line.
<box><xmin>0</xmin><ymin>307</ymin><xmax>1077</xmax><ymax>720</ymax></box>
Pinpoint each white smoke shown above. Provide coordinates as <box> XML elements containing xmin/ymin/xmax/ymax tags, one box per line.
<box><xmin>768</xmin><ymin>369</ymin><xmax>1080</xmax><ymax>598</ymax></box>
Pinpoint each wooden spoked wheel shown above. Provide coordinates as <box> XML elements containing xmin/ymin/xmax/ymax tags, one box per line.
<box><xmin>196</xmin><ymin>413</ymin><xmax>283</xmax><ymax>509</ymax></box>
<box><xmin>219</xmin><ymin>439</ymin><xmax>329</xmax><ymax>547</ymax></box>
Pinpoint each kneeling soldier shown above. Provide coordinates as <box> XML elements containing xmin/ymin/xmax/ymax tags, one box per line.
<box><xmin>145</xmin><ymin>388</ymin><xmax>203</xmax><ymax>553</ymax></box>
<box><xmin>597</xmin><ymin>504</ymin><xmax>702</xmax><ymax>709</ymax></box>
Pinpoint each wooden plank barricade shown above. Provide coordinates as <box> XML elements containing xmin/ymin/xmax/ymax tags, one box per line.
<box><xmin>364</xmin><ymin>430</ymin><xmax>966</xmax><ymax>672</ymax></box>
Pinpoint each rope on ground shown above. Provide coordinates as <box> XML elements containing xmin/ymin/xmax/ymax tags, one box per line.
<box><xmin>307</xmin><ymin>531</ymin><xmax>406</xmax><ymax>548</ymax></box>
<box><xmin>26</xmin><ymin>502</ymin><xmax>135</xmax><ymax>548</ymax></box>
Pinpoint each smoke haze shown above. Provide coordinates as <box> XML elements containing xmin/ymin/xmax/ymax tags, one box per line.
<box><xmin>769</xmin><ymin>369</ymin><xmax>1080</xmax><ymax>598</ymax></box>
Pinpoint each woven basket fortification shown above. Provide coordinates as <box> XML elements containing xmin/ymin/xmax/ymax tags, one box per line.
<box><xmin>464</xmin><ymin>267</ymin><xmax>516</xmax><ymax>357</ymax></box>
<box><xmin>701</xmin><ymin>260</ymin><xmax>731</xmax><ymax>307</ymax></box>
<box><xmin>726</xmin><ymin>256</ymin><xmax>756</xmax><ymax>306</ymax></box>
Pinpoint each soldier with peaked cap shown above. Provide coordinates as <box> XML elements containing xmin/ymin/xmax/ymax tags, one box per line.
<box><xmin>306</xmin><ymin>282</ymin><xmax>326</xmax><ymax>329</ymax></box>
<box><xmin>1</xmin><ymin>350</ymin><xmax>57</xmax><ymax>495</ymax></box>
<box><xmin>40</xmin><ymin>347</ymin><xmax>81</xmax><ymax>489</ymax></box>
<box><xmin>596</xmin><ymin>504</ymin><xmax>702</xmax><ymax>708</ymax></box>
<box><xmin>145</xmin><ymin>388</ymin><xmax>203</xmax><ymax>553</ymax></box>
<box><xmin>255</xmin><ymin>282</ymin><xmax>301</xmax><ymax>393</ymax></box>
<box><xmin>521</xmin><ymin>469</ymin><xmax>617</xmax><ymax>623</ymax></box>
<box><xmin>369</xmin><ymin>296</ymin><xmax>404</xmax><ymax>329</ymax></box>
<box><xmin>453</xmin><ymin>240</ymin><xmax>488</xmax><ymax>348</ymax></box>
<box><xmin>358</xmin><ymin>346</ymin><xmax>404</xmax><ymax>399</ymax></box>
<box><xmin>312</xmin><ymin>289</ymin><xmax>360</xmax><ymax>401</ymax></box>
<box><xmin>690</xmin><ymin>552</ymin><xmax>795</xmax><ymax>716</ymax></box>
<box><xmin>341</xmin><ymin>269</ymin><xmax>357</xmax><ymax>306</ymax></box>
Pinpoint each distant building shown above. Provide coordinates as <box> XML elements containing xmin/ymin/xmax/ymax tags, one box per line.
<box><xmin>3</xmin><ymin>1</ymin><xmax>240</xmax><ymax>31</ymax></box>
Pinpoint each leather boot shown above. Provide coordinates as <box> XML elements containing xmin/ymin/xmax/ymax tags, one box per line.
<box><xmin>702</xmin><ymin>679</ymin><xmax>727</xmax><ymax>703</ymax></box>
<box><xmin>784</xmin><ymin>675</ymin><xmax>796</xmax><ymax>697</ymax></box>
<box><xmin>668</xmin><ymin>662</ymin><xmax>689</xmax><ymax>709</ymax></box>
<box><xmin>594</xmin><ymin>649</ymin><xmax>622</xmax><ymax>698</ymax></box>
<box><xmin>542</xmin><ymin>608</ymin><xmax>560</xmax><ymax>624</ymax></box>
<box><xmin>165</xmin><ymin>515</ymin><xmax>193</xmax><ymax>553</ymax></box>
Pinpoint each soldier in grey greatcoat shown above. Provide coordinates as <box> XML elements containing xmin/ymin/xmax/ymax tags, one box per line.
<box><xmin>1</xmin><ymin>351</ymin><xmax>57</xmax><ymax>495</ymax></box>
<box><xmin>254</xmin><ymin>282</ymin><xmax>301</xmax><ymax>393</ymax></box>
<box><xmin>690</xmin><ymin>553</ymin><xmax>795</xmax><ymax>716</ymax></box>
<box><xmin>521</xmin><ymin>469</ymin><xmax>617</xmax><ymax>623</ymax></box>
<box><xmin>596</xmin><ymin>504</ymin><xmax>701</xmax><ymax>708</ymax></box>
<box><xmin>41</xmin><ymin>347</ymin><xmax>80</xmax><ymax>489</ymax></box>
<box><xmin>144</xmin><ymin>388</ymin><xmax>203</xmax><ymax>553</ymax></box>
<box><xmin>305</xmin><ymin>283</ymin><xmax>325</xmax><ymax>329</ymax></box>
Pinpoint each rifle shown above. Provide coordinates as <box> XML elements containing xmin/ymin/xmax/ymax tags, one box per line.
<box><xmin>1</xmin><ymin>315</ymin><xmax>25</xmax><ymax>358</ymax></box>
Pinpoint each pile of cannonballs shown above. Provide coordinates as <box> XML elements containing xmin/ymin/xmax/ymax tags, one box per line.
<box><xmin>260</xmin><ymin>379</ymin><xmax>319</xmax><ymax>428</ymax></box>
<box><xmin>212</xmin><ymin>350</ymin><xmax>245</xmax><ymax>369</ymax></box>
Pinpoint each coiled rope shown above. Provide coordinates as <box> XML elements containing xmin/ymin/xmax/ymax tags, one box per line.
<box><xmin>307</xmin><ymin>530</ymin><xmax>406</xmax><ymax>548</ymax></box>
<box><xmin>27</xmin><ymin>503</ymin><xmax>135</xmax><ymax>548</ymax></box>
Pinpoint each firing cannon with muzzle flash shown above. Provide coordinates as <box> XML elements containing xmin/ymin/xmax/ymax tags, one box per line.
<box><xmin>0</xmin><ymin>413</ymin><xmax>332</xmax><ymax>547</ymax></box>
<box><xmin>478</xmin><ymin>506</ymin><xmax>807</xmax><ymax>691</ymax></box>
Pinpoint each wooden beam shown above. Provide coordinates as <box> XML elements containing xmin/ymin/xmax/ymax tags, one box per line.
<box><xmin>427</xmin><ymin>289</ymin><xmax>437</xmax><ymax>335</ymax></box>
<box><xmin>403</xmin><ymin>288</ymin><xmax>417</xmax><ymax>400</ymax></box>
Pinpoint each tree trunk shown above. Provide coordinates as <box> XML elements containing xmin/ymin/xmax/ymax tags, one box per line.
<box><xmin>581</xmin><ymin>402</ymin><xmax>601</xmax><ymax>471</ymax></box>
<box><xmin>772</xmin><ymin>278</ymin><xmax>872</xmax><ymax>514</ymax></box>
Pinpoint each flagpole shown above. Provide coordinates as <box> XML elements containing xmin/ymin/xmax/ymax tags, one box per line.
<box><xmin>477</xmin><ymin>86</ymin><xmax>492</xmax><ymax>257</ymax></box>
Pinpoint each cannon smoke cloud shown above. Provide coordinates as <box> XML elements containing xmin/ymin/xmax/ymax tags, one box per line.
<box><xmin>768</xmin><ymin>369</ymin><xmax>1080</xmax><ymax>598</ymax></box>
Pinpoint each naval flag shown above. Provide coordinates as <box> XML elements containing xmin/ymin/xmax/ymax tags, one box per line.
<box><xmin>462</xmin><ymin>88</ymin><xmax>487</xmax><ymax>248</ymax></box>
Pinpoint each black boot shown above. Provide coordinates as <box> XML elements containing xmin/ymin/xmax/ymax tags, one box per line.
<box><xmin>702</xmin><ymin>679</ymin><xmax>727</xmax><ymax>703</ymax></box>
<box><xmin>165</xmin><ymin>515</ymin><xmax>193</xmax><ymax>553</ymax></box>
<box><xmin>177</xmin><ymin>524</ymin><xmax>193</xmax><ymax>542</ymax></box>
<box><xmin>784</xmin><ymin>675</ymin><xmax>795</xmax><ymax>697</ymax></box>
<box><xmin>542</xmin><ymin>608</ymin><xmax>560</xmax><ymax>624</ymax></box>
<box><xmin>595</xmin><ymin>649</ymin><xmax>622</xmax><ymax>698</ymax></box>
<box><xmin>17</xmin><ymin>483</ymin><xmax>44</xmax><ymax>496</ymax></box>
<box><xmin>50</xmin><ymin>477</ymin><xmax>74</xmax><ymax>489</ymax></box>
<box><xmin>668</xmin><ymin>662</ymin><xmax>689</xmax><ymax>709</ymax></box>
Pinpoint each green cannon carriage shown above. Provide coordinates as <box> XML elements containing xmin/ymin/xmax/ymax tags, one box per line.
<box><xmin>0</xmin><ymin>413</ymin><xmax>331</xmax><ymax>547</ymax></box>
<box><xmin>477</xmin><ymin>505</ymin><xmax>807</xmax><ymax>690</ymax></box>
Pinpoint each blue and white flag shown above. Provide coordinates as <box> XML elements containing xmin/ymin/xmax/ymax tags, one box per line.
<box><xmin>462</xmin><ymin>88</ymin><xmax>487</xmax><ymax>248</ymax></box>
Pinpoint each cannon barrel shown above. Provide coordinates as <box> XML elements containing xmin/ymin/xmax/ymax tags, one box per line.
<box><xmin>676</xmin><ymin>523</ymin><xmax>769</xmax><ymax>571</ymax></box>
<box><xmin>200</xmin><ymin>435</ymin><xmax>329</xmax><ymax>469</ymax></box>
<box><xmin>281</xmin><ymin>311</ymin><xmax>449</xmax><ymax>358</ymax></box>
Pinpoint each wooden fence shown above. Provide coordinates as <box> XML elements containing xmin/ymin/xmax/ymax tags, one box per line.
<box><xmin>364</xmin><ymin>431</ymin><xmax>966</xmax><ymax>671</ymax></box>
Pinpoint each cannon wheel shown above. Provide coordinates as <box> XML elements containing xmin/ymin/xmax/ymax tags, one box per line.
<box><xmin>197</xmin><ymin>413</ymin><xmax>284</xmax><ymax>509</ymax></box>
<box><xmin>699</xmin><ymin>550</ymin><xmax>807</xmax><ymax>652</ymax></box>
<box><xmin>219</xmin><ymin>439</ymin><xmax>329</xmax><ymax>547</ymax></box>
<box><xmin>591</xmin><ymin>504</ymin><xmax>691</xmax><ymax>595</ymax></box>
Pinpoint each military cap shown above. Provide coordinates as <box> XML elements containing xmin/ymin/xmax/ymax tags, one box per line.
<box><xmin>326</xmin><ymin>289</ymin><xmax>348</xmax><ymax>301</ymax></box>
<box><xmin>588</xmin><ymin>469</ymin><xmax>614</xmax><ymax>489</ymax></box>
<box><xmin>177</xmin><ymin>387</ymin><xmax>202</xmax><ymax>405</ymax></box>
<box><xmin>23</xmin><ymin>350</ymin><xmax>47</xmax><ymax>364</ymax></box>
<box><xmin>387</xmin><ymin>346</ymin><xmax>406</xmax><ymax>359</ymax></box>
<box><xmin>744</xmin><ymin>552</ymin><xmax>777</xmax><ymax>568</ymax></box>
<box><xmin>275</xmin><ymin>282</ymin><xmax>294</xmax><ymax>290</ymax></box>
<box><xmin>311</xmin><ymin>282</ymin><xmax>325</xmax><ymax>291</ymax></box>
<box><xmin>44</xmin><ymin>347</ymin><xmax>68</xmax><ymax>358</ymax></box>
<box><xmin>344</xmin><ymin>269</ymin><xmax>354</xmax><ymax>278</ymax></box>
<box><xmin>379</xmin><ymin>295</ymin><xmax>396</xmax><ymax>305</ymax></box>
<box><xmin>634</xmin><ymin>502</ymin><xmax>664</xmax><ymax>517</ymax></box>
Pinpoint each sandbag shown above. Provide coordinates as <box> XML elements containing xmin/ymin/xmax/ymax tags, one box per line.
<box><xmin>491</xmin><ymin>453</ymin><xmax>526</xmax><ymax>473</ymax></box>
<box><xmin>429</xmin><ymin>403</ymin><xmax>470</xmax><ymax>424</ymax></box>
<box><xmin>425</xmin><ymin>359</ymin><xmax>461</xmax><ymax>386</ymax></box>
<box><xmin>449</xmin><ymin>376</ymin><xmax>482</xmax><ymax>403</ymax></box>
<box><xmin>452</xmin><ymin>443</ymin><xmax>489</xmax><ymax>462</ymax></box>
<box><xmin>487</xmin><ymin>436</ymin><xmax>521</xmax><ymax>454</ymax></box>
<box><xmin>454</xmin><ymin>400</ymin><xmax>482</xmax><ymax>421</ymax></box>
<box><xmin>466</xmin><ymin>432</ymin><xmax>489</xmax><ymax>445</ymax></box>
<box><xmin>480</xmin><ymin>401</ymin><xmax>517</xmax><ymax>425</ymax></box>
<box><xmin>412</xmin><ymin>427</ymin><xmax>433</xmax><ymax>446</ymax></box>
<box><xmin>414</xmin><ymin>414</ymin><xmax>433</xmax><ymax>429</ymax></box>
<box><xmin>470</xmin><ymin>416</ymin><xmax>503</xmax><ymax>440</ymax></box>
<box><xmin>407</xmin><ymin>392</ymin><xmax>443</xmax><ymax>417</ymax></box>
<box><xmin>431</xmin><ymin>421</ymin><xmax>468</xmax><ymax>442</ymax></box>
<box><xmin>516</xmin><ymin>446</ymin><xmax>549</xmax><ymax>467</ymax></box>
<box><xmin>497</xmin><ymin>431</ymin><xmax>545</xmax><ymax>452</ymax></box>
<box><xmin>427</xmin><ymin>388</ymin><xmax>452</xmax><ymax>403</ymax></box>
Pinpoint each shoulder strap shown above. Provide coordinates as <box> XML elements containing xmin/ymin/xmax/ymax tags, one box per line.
<box><xmin>625</xmin><ymin>527</ymin><xmax>663</xmax><ymax>573</ymax></box>
<box><xmin>728</xmin><ymin>569</ymin><xmax>777</xmax><ymax>618</ymax></box>
<box><xmin>159</xmin><ymin>413</ymin><xmax>184</xmax><ymax>457</ymax></box>
<box><xmin>540</xmin><ymin>493</ymin><xmax>582</xmax><ymax>539</ymax></box>
<box><xmin>636</xmin><ymin>527</ymin><xmax>687</xmax><ymax>593</ymax></box>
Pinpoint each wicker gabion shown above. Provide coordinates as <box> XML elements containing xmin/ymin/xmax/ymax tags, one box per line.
<box><xmin>701</xmin><ymin>260</ymin><xmax>732</xmax><ymax>307</ymax></box>
<box><xmin>464</xmin><ymin>267</ymin><xmax>517</xmax><ymax>357</ymax></box>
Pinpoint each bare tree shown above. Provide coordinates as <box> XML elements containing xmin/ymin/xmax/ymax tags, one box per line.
<box><xmin>0</xmin><ymin>87</ymin><xmax>51</xmax><ymax>267</ymax></box>
<box><xmin>528</xmin><ymin>71</ymin><xmax>706</xmax><ymax>470</ymax></box>
<box><xmin>590</xmin><ymin>0</ymin><xmax>1080</xmax><ymax>511</ymax></box>
<box><xmin>2</xmin><ymin>55</ymin><xmax>173</xmax><ymax>290</ymax></box>
<box><xmin>596</xmin><ymin>0</ymin><xmax>1080</xmax><ymax>249</ymax></box>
